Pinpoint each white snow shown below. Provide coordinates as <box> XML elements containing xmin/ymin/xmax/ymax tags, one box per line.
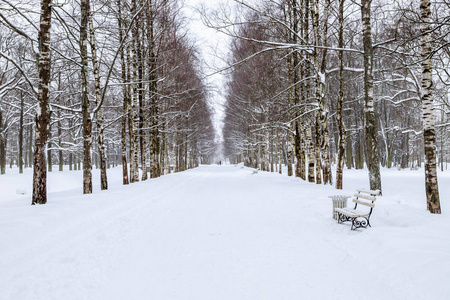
<box><xmin>1</xmin><ymin>165</ymin><xmax>449</xmax><ymax>299</ymax></box>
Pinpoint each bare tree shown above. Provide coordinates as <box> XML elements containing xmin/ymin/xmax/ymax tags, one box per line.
<box><xmin>32</xmin><ymin>0</ymin><xmax>53</xmax><ymax>204</ymax></box>
<box><xmin>361</xmin><ymin>0</ymin><xmax>381</xmax><ymax>192</ymax></box>
<box><xmin>80</xmin><ymin>0</ymin><xmax>93</xmax><ymax>194</ymax></box>
<box><xmin>335</xmin><ymin>0</ymin><xmax>346</xmax><ymax>189</ymax></box>
<box><xmin>88</xmin><ymin>0</ymin><xmax>108</xmax><ymax>190</ymax></box>
<box><xmin>117</xmin><ymin>0</ymin><xmax>130</xmax><ymax>185</ymax></box>
<box><xmin>420</xmin><ymin>0</ymin><xmax>441</xmax><ymax>213</ymax></box>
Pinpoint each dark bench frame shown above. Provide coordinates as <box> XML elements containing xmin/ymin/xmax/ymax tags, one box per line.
<box><xmin>335</xmin><ymin>189</ymin><xmax>381</xmax><ymax>230</ymax></box>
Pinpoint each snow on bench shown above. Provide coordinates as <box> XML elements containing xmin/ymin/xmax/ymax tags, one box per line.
<box><xmin>251</xmin><ymin>169</ymin><xmax>258</xmax><ymax>174</ymax></box>
<box><xmin>335</xmin><ymin>189</ymin><xmax>380</xmax><ymax>230</ymax></box>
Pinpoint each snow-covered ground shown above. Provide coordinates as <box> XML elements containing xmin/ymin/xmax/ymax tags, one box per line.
<box><xmin>1</xmin><ymin>164</ymin><xmax>449</xmax><ymax>300</ymax></box>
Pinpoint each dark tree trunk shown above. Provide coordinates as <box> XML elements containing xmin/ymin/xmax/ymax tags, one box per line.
<box><xmin>336</xmin><ymin>0</ymin><xmax>346</xmax><ymax>190</ymax></box>
<box><xmin>0</xmin><ymin>111</ymin><xmax>5</xmax><ymax>175</ymax></box>
<box><xmin>19</xmin><ymin>91</ymin><xmax>24</xmax><ymax>174</ymax></box>
<box><xmin>28</xmin><ymin>123</ymin><xmax>33</xmax><ymax>168</ymax></box>
<box><xmin>69</xmin><ymin>119</ymin><xmax>74</xmax><ymax>171</ymax></box>
<box><xmin>58</xmin><ymin>112</ymin><xmax>63</xmax><ymax>171</ymax></box>
<box><xmin>24</xmin><ymin>124</ymin><xmax>29</xmax><ymax>168</ymax></box>
<box><xmin>117</xmin><ymin>0</ymin><xmax>129</xmax><ymax>185</ymax></box>
<box><xmin>317</xmin><ymin>0</ymin><xmax>332</xmax><ymax>185</ymax></box>
<box><xmin>81</xmin><ymin>0</ymin><xmax>92</xmax><ymax>194</ymax></box>
<box><xmin>47</xmin><ymin>123</ymin><xmax>52</xmax><ymax>172</ymax></box>
<box><xmin>32</xmin><ymin>0</ymin><xmax>53</xmax><ymax>205</ymax></box>
<box><xmin>126</xmin><ymin>43</ymin><xmax>136</xmax><ymax>182</ymax></box>
<box><xmin>361</xmin><ymin>0</ymin><xmax>382</xmax><ymax>192</ymax></box>
<box><xmin>147</xmin><ymin>2</ymin><xmax>160</xmax><ymax>179</ymax></box>
<box><xmin>290</xmin><ymin>0</ymin><xmax>303</xmax><ymax>180</ymax></box>
<box><xmin>346</xmin><ymin>133</ymin><xmax>353</xmax><ymax>169</ymax></box>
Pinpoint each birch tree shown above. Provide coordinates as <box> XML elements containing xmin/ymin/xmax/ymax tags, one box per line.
<box><xmin>130</xmin><ymin>0</ymin><xmax>140</xmax><ymax>183</ymax></box>
<box><xmin>80</xmin><ymin>0</ymin><xmax>93</xmax><ymax>194</ymax></box>
<box><xmin>361</xmin><ymin>0</ymin><xmax>381</xmax><ymax>192</ymax></box>
<box><xmin>117</xmin><ymin>0</ymin><xmax>129</xmax><ymax>185</ymax></box>
<box><xmin>335</xmin><ymin>0</ymin><xmax>346</xmax><ymax>189</ymax></box>
<box><xmin>420</xmin><ymin>0</ymin><xmax>441</xmax><ymax>213</ymax></box>
<box><xmin>86</xmin><ymin>1</ymin><xmax>108</xmax><ymax>190</ymax></box>
<box><xmin>147</xmin><ymin>0</ymin><xmax>160</xmax><ymax>179</ymax></box>
<box><xmin>32</xmin><ymin>0</ymin><xmax>52</xmax><ymax>204</ymax></box>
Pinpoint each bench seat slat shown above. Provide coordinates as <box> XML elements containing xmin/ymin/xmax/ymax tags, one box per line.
<box><xmin>354</xmin><ymin>193</ymin><xmax>377</xmax><ymax>202</ymax></box>
<box><xmin>335</xmin><ymin>207</ymin><xmax>370</xmax><ymax>218</ymax></box>
<box><xmin>352</xmin><ymin>199</ymin><xmax>375</xmax><ymax>208</ymax></box>
<box><xmin>356</xmin><ymin>189</ymin><xmax>381</xmax><ymax>196</ymax></box>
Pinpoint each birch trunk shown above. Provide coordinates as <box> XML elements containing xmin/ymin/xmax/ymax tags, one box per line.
<box><xmin>88</xmin><ymin>4</ymin><xmax>108</xmax><ymax>190</ymax></box>
<box><xmin>19</xmin><ymin>91</ymin><xmax>24</xmax><ymax>174</ymax></box>
<box><xmin>0</xmin><ymin>112</ymin><xmax>5</xmax><ymax>174</ymax></box>
<box><xmin>314</xmin><ymin>0</ymin><xmax>332</xmax><ymax>185</ymax></box>
<box><xmin>161</xmin><ymin>83</ymin><xmax>170</xmax><ymax>175</ymax></box>
<box><xmin>175</xmin><ymin>133</ymin><xmax>179</xmax><ymax>172</ymax></box>
<box><xmin>58</xmin><ymin>112</ymin><xmax>63</xmax><ymax>171</ymax></box>
<box><xmin>68</xmin><ymin>118</ymin><xmax>73</xmax><ymax>171</ymax></box>
<box><xmin>47</xmin><ymin>124</ymin><xmax>52</xmax><ymax>172</ymax></box>
<box><xmin>277</xmin><ymin>132</ymin><xmax>282</xmax><ymax>174</ymax></box>
<box><xmin>270</xmin><ymin>128</ymin><xmax>274</xmax><ymax>172</ymax></box>
<box><xmin>286</xmin><ymin>35</ymin><xmax>294</xmax><ymax>177</ymax></box>
<box><xmin>160</xmin><ymin>128</ymin><xmax>167</xmax><ymax>175</ymax></box>
<box><xmin>420</xmin><ymin>0</ymin><xmax>441</xmax><ymax>213</ymax></box>
<box><xmin>24</xmin><ymin>125</ymin><xmax>28</xmax><ymax>168</ymax></box>
<box><xmin>56</xmin><ymin>74</ymin><xmax>62</xmax><ymax>171</ymax></box>
<box><xmin>361</xmin><ymin>0</ymin><xmax>381</xmax><ymax>192</ymax></box>
<box><xmin>117</xmin><ymin>0</ymin><xmax>129</xmax><ymax>185</ymax></box>
<box><xmin>291</xmin><ymin>0</ymin><xmax>303</xmax><ymax>179</ymax></box>
<box><xmin>137</xmin><ymin>12</ymin><xmax>147</xmax><ymax>182</ymax></box>
<box><xmin>311</xmin><ymin>0</ymin><xmax>322</xmax><ymax>184</ymax></box>
<box><xmin>346</xmin><ymin>133</ymin><xmax>353</xmax><ymax>169</ymax></box>
<box><xmin>261</xmin><ymin>136</ymin><xmax>267</xmax><ymax>171</ymax></box>
<box><xmin>164</xmin><ymin>135</ymin><xmax>169</xmax><ymax>174</ymax></box>
<box><xmin>314</xmin><ymin>115</ymin><xmax>322</xmax><ymax>184</ymax></box>
<box><xmin>130</xmin><ymin>0</ymin><xmax>140</xmax><ymax>183</ymax></box>
<box><xmin>32</xmin><ymin>0</ymin><xmax>52</xmax><ymax>204</ymax></box>
<box><xmin>126</xmin><ymin>43</ymin><xmax>135</xmax><ymax>181</ymax></box>
<box><xmin>336</xmin><ymin>0</ymin><xmax>346</xmax><ymax>190</ymax></box>
<box><xmin>303</xmin><ymin>0</ymin><xmax>315</xmax><ymax>183</ymax></box>
<box><xmin>184</xmin><ymin>136</ymin><xmax>188</xmax><ymax>171</ymax></box>
<box><xmin>279</xmin><ymin>140</ymin><xmax>282</xmax><ymax>174</ymax></box>
<box><xmin>306</xmin><ymin>117</ymin><xmax>315</xmax><ymax>182</ymax></box>
<box><xmin>147</xmin><ymin>2</ymin><xmax>160</xmax><ymax>179</ymax></box>
<box><xmin>28</xmin><ymin>123</ymin><xmax>33</xmax><ymax>168</ymax></box>
<box><xmin>286</xmin><ymin>131</ymin><xmax>294</xmax><ymax>173</ymax></box>
<box><xmin>81</xmin><ymin>0</ymin><xmax>92</xmax><ymax>194</ymax></box>
<box><xmin>297</xmin><ymin>0</ymin><xmax>306</xmax><ymax>180</ymax></box>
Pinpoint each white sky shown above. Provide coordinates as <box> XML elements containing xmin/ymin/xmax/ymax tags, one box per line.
<box><xmin>182</xmin><ymin>0</ymin><xmax>233</xmax><ymax>145</ymax></box>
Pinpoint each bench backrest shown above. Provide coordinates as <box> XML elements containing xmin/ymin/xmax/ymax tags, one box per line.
<box><xmin>353</xmin><ymin>189</ymin><xmax>380</xmax><ymax>210</ymax></box>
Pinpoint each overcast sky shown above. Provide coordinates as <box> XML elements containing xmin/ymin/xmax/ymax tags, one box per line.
<box><xmin>182</xmin><ymin>0</ymin><xmax>233</xmax><ymax>144</ymax></box>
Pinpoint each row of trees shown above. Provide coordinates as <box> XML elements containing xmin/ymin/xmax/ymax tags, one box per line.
<box><xmin>213</xmin><ymin>0</ymin><xmax>447</xmax><ymax>213</ymax></box>
<box><xmin>0</xmin><ymin>0</ymin><xmax>216</xmax><ymax>204</ymax></box>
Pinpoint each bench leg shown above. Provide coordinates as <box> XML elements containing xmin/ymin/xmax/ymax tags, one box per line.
<box><xmin>337</xmin><ymin>212</ymin><xmax>351</xmax><ymax>224</ymax></box>
<box><xmin>351</xmin><ymin>217</ymin><xmax>370</xmax><ymax>230</ymax></box>
<box><xmin>337</xmin><ymin>213</ymin><xmax>371</xmax><ymax>230</ymax></box>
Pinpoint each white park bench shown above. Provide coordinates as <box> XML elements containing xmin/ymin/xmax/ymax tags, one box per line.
<box><xmin>335</xmin><ymin>189</ymin><xmax>381</xmax><ymax>230</ymax></box>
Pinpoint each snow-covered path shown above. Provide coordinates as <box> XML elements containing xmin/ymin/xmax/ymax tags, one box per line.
<box><xmin>1</xmin><ymin>165</ymin><xmax>449</xmax><ymax>299</ymax></box>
